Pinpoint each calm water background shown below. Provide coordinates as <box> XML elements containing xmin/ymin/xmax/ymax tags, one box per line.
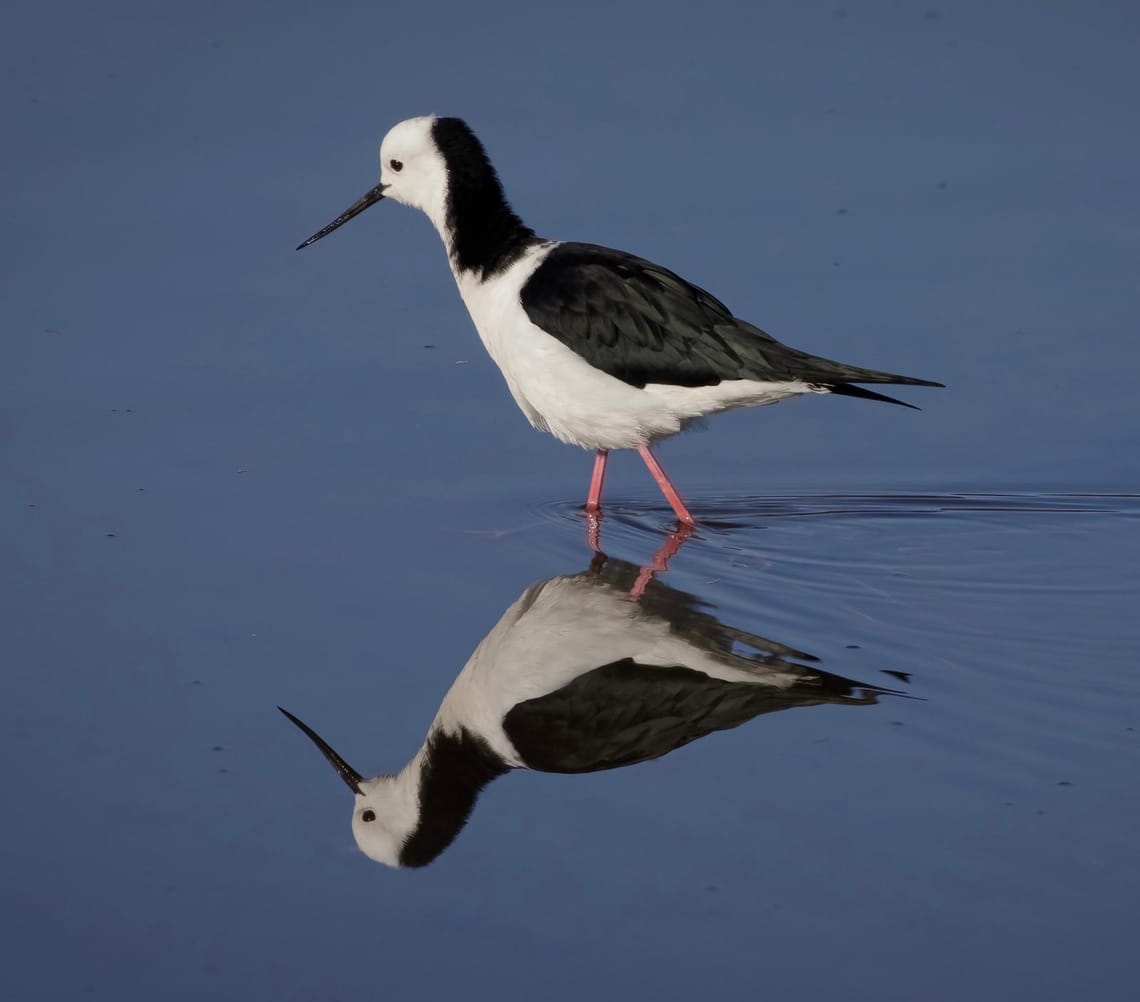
<box><xmin>3</xmin><ymin>2</ymin><xmax>1139</xmax><ymax>999</ymax></box>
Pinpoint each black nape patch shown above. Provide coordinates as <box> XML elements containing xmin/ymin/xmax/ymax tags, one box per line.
<box><xmin>398</xmin><ymin>726</ymin><xmax>510</xmax><ymax>868</ymax></box>
<box><xmin>431</xmin><ymin>117</ymin><xmax>537</xmax><ymax>280</ymax></box>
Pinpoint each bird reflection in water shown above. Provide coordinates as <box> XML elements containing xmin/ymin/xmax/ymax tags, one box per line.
<box><xmin>281</xmin><ymin>545</ymin><xmax>900</xmax><ymax>868</ymax></box>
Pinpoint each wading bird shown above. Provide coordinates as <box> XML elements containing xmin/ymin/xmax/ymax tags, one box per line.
<box><xmin>298</xmin><ymin>117</ymin><xmax>943</xmax><ymax>524</ymax></box>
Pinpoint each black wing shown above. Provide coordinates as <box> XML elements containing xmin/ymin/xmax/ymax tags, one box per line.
<box><xmin>521</xmin><ymin>243</ymin><xmax>943</xmax><ymax>397</ymax></box>
<box><xmin>502</xmin><ymin>658</ymin><xmax>885</xmax><ymax>774</ymax></box>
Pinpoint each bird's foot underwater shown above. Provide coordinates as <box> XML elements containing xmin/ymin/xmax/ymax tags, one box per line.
<box><xmin>585</xmin><ymin>511</ymin><xmax>603</xmax><ymax>553</ymax></box>
<box><xmin>628</xmin><ymin>523</ymin><xmax>695</xmax><ymax>601</ymax></box>
<box><xmin>585</xmin><ymin>449</ymin><xmax>608</xmax><ymax>516</ymax></box>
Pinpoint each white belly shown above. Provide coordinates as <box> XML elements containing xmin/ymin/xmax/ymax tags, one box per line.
<box><xmin>453</xmin><ymin>244</ymin><xmax>817</xmax><ymax>451</ymax></box>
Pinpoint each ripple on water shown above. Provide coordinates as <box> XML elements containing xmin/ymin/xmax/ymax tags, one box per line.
<box><xmin>527</xmin><ymin>489</ymin><xmax>1140</xmax><ymax>707</ymax></box>
<box><xmin>527</xmin><ymin>492</ymin><xmax>1140</xmax><ymax>847</ymax></box>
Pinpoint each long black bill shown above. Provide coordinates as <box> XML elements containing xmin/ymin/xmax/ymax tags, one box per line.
<box><xmin>278</xmin><ymin>706</ymin><xmax>364</xmax><ymax>794</ymax></box>
<box><xmin>296</xmin><ymin>182</ymin><xmax>388</xmax><ymax>250</ymax></box>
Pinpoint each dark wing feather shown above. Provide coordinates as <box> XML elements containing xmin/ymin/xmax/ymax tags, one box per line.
<box><xmin>521</xmin><ymin>243</ymin><xmax>944</xmax><ymax>394</ymax></box>
<box><xmin>502</xmin><ymin>658</ymin><xmax>882</xmax><ymax>774</ymax></box>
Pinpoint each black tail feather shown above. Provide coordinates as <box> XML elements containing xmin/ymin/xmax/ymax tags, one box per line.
<box><xmin>826</xmin><ymin>383</ymin><xmax>923</xmax><ymax>410</ymax></box>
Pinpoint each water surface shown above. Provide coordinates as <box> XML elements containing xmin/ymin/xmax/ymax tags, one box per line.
<box><xmin>3</xmin><ymin>2</ymin><xmax>1139</xmax><ymax>1000</ymax></box>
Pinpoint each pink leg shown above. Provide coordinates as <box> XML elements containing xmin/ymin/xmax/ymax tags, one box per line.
<box><xmin>585</xmin><ymin>450</ymin><xmax>608</xmax><ymax>514</ymax></box>
<box><xmin>629</xmin><ymin>523</ymin><xmax>695</xmax><ymax>600</ymax></box>
<box><xmin>585</xmin><ymin>450</ymin><xmax>608</xmax><ymax>553</ymax></box>
<box><xmin>637</xmin><ymin>445</ymin><xmax>696</xmax><ymax>526</ymax></box>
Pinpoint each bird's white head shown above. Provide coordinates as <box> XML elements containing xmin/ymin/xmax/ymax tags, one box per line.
<box><xmin>278</xmin><ymin>707</ymin><xmax>418</xmax><ymax>869</ymax></box>
<box><xmin>297</xmin><ymin>115</ymin><xmax>532</xmax><ymax>278</ymax></box>
<box><xmin>296</xmin><ymin>114</ymin><xmax>450</xmax><ymax>250</ymax></box>
<box><xmin>376</xmin><ymin>116</ymin><xmax>448</xmax><ymax>224</ymax></box>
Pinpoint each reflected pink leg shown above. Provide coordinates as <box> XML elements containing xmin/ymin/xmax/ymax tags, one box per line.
<box><xmin>586</xmin><ymin>512</ymin><xmax>602</xmax><ymax>553</ymax></box>
<box><xmin>637</xmin><ymin>445</ymin><xmax>696</xmax><ymax>526</ymax></box>
<box><xmin>585</xmin><ymin>450</ymin><xmax>608</xmax><ymax>514</ymax></box>
<box><xmin>629</xmin><ymin>523</ymin><xmax>695</xmax><ymax>600</ymax></box>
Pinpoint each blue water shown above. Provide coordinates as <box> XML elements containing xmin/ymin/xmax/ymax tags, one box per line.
<box><xmin>3</xmin><ymin>2</ymin><xmax>1139</xmax><ymax>1000</ymax></box>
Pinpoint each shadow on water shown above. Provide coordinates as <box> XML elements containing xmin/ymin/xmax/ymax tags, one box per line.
<box><xmin>281</xmin><ymin>543</ymin><xmax>905</xmax><ymax>869</ymax></box>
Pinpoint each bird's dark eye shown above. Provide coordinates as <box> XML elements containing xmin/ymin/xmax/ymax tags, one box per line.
<box><xmin>362</xmin><ymin>809</ymin><xmax>376</xmax><ymax>823</ymax></box>
<box><xmin>389</xmin><ymin>159</ymin><xmax>403</xmax><ymax>172</ymax></box>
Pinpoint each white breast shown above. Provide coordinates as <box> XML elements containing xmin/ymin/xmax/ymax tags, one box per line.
<box><xmin>450</xmin><ymin>245</ymin><xmax>816</xmax><ymax>451</ymax></box>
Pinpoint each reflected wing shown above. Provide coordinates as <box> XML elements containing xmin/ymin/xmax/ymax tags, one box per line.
<box><xmin>502</xmin><ymin>657</ymin><xmax>878</xmax><ymax>774</ymax></box>
<box><xmin>520</xmin><ymin>243</ymin><xmax>943</xmax><ymax>394</ymax></box>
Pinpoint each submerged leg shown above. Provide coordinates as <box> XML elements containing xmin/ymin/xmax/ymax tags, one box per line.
<box><xmin>629</xmin><ymin>523</ymin><xmax>695</xmax><ymax>601</ymax></box>
<box><xmin>585</xmin><ymin>450</ymin><xmax>608</xmax><ymax>552</ymax></box>
<box><xmin>637</xmin><ymin>445</ymin><xmax>696</xmax><ymax>526</ymax></box>
<box><xmin>586</xmin><ymin>511</ymin><xmax>602</xmax><ymax>554</ymax></box>
<box><xmin>585</xmin><ymin>450</ymin><xmax>608</xmax><ymax>514</ymax></box>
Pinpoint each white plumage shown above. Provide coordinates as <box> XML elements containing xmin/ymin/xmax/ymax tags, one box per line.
<box><xmin>298</xmin><ymin>115</ymin><xmax>942</xmax><ymax>523</ymax></box>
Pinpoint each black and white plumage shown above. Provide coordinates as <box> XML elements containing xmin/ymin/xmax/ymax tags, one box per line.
<box><xmin>281</xmin><ymin>558</ymin><xmax>897</xmax><ymax>868</ymax></box>
<box><xmin>298</xmin><ymin>116</ymin><xmax>943</xmax><ymax>523</ymax></box>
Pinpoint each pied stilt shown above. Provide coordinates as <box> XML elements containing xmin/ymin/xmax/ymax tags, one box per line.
<box><xmin>298</xmin><ymin>117</ymin><xmax>943</xmax><ymax>525</ymax></box>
